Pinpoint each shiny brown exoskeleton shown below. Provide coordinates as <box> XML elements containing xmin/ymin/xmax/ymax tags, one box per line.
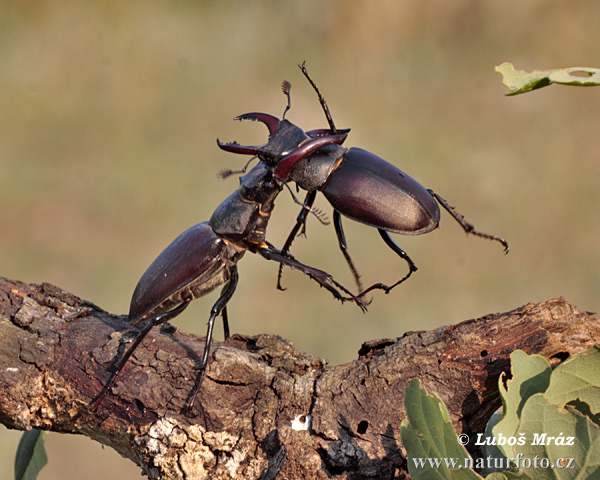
<box><xmin>92</xmin><ymin>160</ymin><xmax>365</xmax><ymax>413</ymax></box>
<box><xmin>218</xmin><ymin>62</ymin><xmax>509</xmax><ymax>296</ymax></box>
<box><xmin>93</xmin><ymin>63</ymin><xmax>508</xmax><ymax>414</ymax></box>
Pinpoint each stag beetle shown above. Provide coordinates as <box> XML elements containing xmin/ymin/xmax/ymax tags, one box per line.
<box><xmin>91</xmin><ymin>159</ymin><xmax>365</xmax><ymax>413</ymax></box>
<box><xmin>218</xmin><ymin>62</ymin><xmax>509</xmax><ymax>296</ymax></box>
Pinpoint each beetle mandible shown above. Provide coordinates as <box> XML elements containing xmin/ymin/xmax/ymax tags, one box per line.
<box><xmin>91</xmin><ymin>156</ymin><xmax>365</xmax><ymax>413</ymax></box>
<box><xmin>218</xmin><ymin>62</ymin><xmax>509</xmax><ymax>296</ymax></box>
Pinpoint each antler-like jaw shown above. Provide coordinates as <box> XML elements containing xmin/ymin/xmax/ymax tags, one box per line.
<box><xmin>217</xmin><ymin>111</ymin><xmax>282</xmax><ymax>156</ymax></box>
<box><xmin>234</xmin><ymin>112</ymin><xmax>280</xmax><ymax>136</ymax></box>
<box><xmin>216</xmin><ymin>139</ymin><xmax>261</xmax><ymax>156</ymax></box>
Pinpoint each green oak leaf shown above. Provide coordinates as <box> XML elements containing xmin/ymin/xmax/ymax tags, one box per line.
<box><xmin>496</xmin><ymin>62</ymin><xmax>600</xmax><ymax>95</ymax></box>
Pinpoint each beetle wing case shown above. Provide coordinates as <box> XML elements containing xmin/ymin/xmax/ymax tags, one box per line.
<box><xmin>129</xmin><ymin>222</ymin><xmax>244</xmax><ymax>324</ymax></box>
<box><xmin>323</xmin><ymin>148</ymin><xmax>440</xmax><ymax>235</ymax></box>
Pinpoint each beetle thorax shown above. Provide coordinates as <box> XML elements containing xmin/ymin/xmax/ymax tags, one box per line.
<box><xmin>289</xmin><ymin>144</ymin><xmax>346</xmax><ymax>192</ymax></box>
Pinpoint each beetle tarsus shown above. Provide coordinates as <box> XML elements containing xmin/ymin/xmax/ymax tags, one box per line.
<box><xmin>428</xmin><ymin>190</ymin><xmax>510</xmax><ymax>254</ymax></box>
<box><xmin>357</xmin><ymin>262</ymin><xmax>418</xmax><ymax>298</ymax></box>
<box><xmin>261</xmin><ymin>245</ymin><xmax>366</xmax><ymax>312</ymax></box>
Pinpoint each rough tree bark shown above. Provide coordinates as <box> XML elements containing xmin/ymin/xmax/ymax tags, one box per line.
<box><xmin>0</xmin><ymin>276</ymin><xmax>598</xmax><ymax>480</ymax></box>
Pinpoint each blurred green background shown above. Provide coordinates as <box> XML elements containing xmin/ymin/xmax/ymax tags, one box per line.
<box><xmin>1</xmin><ymin>1</ymin><xmax>599</xmax><ymax>478</ymax></box>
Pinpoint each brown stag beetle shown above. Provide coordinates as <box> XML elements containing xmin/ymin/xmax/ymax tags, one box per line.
<box><xmin>218</xmin><ymin>62</ymin><xmax>509</xmax><ymax>296</ymax></box>
<box><xmin>91</xmin><ymin>156</ymin><xmax>365</xmax><ymax>414</ymax></box>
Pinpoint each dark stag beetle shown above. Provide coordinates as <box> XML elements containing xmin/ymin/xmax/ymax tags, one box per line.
<box><xmin>91</xmin><ymin>151</ymin><xmax>365</xmax><ymax>413</ymax></box>
<box><xmin>218</xmin><ymin>63</ymin><xmax>509</xmax><ymax>297</ymax></box>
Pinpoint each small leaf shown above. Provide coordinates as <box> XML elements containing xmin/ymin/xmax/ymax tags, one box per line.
<box><xmin>14</xmin><ymin>429</ymin><xmax>48</xmax><ymax>480</ymax></box>
<box><xmin>514</xmin><ymin>393</ymin><xmax>600</xmax><ymax>479</ymax></box>
<box><xmin>492</xmin><ymin>350</ymin><xmax>552</xmax><ymax>459</ymax></box>
<box><xmin>495</xmin><ymin>62</ymin><xmax>600</xmax><ymax>95</ymax></box>
<box><xmin>485</xmin><ymin>347</ymin><xmax>600</xmax><ymax>478</ymax></box>
<box><xmin>544</xmin><ymin>345</ymin><xmax>600</xmax><ymax>415</ymax></box>
<box><xmin>481</xmin><ymin>412</ymin><xmax>506</xmax><ymax>475</ymax></box>
<box><xmin>400</xmin><ymin>379</ymin><xmax>483</xmax><ymax>480</ymax></box>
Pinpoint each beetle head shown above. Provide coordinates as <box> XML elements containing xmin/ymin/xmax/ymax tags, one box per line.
<box><xmin>217</xmin><ymin>113</ymin><xmax>308</xmax><ymax>167</ymax></box>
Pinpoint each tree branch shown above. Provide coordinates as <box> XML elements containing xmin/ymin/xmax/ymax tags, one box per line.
<box><xmin>0</xmin><ymin>275</ymin><xmax>598</xmax><ymax>479</ymax></box>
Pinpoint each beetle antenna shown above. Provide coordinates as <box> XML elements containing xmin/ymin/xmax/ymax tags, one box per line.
<box><xmin>279</xmin><ymin>178</ymin><xmax>329</xmax><ymax>225</ymax></box>
<box><xmin>281</xmin><ymin>80</ymin><xmax>292</xmax><ymax>119</ymax></box>
<box><xmin>299</xmin><ymin>61</ymin><xmax>337</xmax><ymax>134</ymax></box>
<box><xmin>218</xmin><ymin>156</ymin><xmax>258</xmax><ymax>179</ymax></box>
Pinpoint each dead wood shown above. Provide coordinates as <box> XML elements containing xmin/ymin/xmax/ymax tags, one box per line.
<box><xmin>0</xmin><ymin>275</ymin><xmax>598</xmax><ymax>479</ymax></box>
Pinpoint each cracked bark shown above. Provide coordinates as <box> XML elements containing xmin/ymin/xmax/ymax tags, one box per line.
<box><xmin>1</xmin><ymin>275</ymin><xmax>599</xmax><ymax>480</ymax></box>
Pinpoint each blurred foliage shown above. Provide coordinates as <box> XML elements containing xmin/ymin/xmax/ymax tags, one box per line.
<box><xmin>14</xmin><ymin>430</ymin><xmax>47</xmax><ymax>480</ymax></box>
<box><xmin>1</xmin><ymin>1</ymin><xmax>600</xmax><ymax>478</ymax></box>
<box><xmin>497</xmin><ymin>62</ymin><xmax>600</xmax><ymax>95</ymax></box>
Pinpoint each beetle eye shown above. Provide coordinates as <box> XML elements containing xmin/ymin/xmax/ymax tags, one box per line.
<box><xmin>259</xmin><ymin>152</ymin><xmax>278</xmax><ymax>166</ymax></box>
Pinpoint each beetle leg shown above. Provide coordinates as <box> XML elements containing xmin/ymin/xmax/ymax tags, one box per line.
<box><xmin>357</xmin><ymin>230</ymin><xmax>418</xmax><ymax>298</ymax></box>
<box><xmin>90</xmin><ymin>300</ymin><xmax>190</xmax><ymax>411</ymax></box>
<box><xmin>260</xmin><ymin>245</ymin><xmax>367</xmax><ymax>313</ymax></box>
<box><xmin>221</xmin><ymin>305</ymin><xmax>230</xmax><ymax>341</ymax></box>
<box><xmin>277</xmin><ymin>191</ymin><xmax>317</xmax><ymax>291</ymax></box>
<box><xmin>279</xmin><ymin>181</ymin><xmax>328</xmax><ymax>226</ymax></box>
<box><xmin>428</xmin><ymin>190</ymin><xmax>510</xmax><ymax>254</ymax></box>
<box><xmin>333</xmin><ymin>210</ymin><xmax>363</xmax><ymax>293</ymax></box>
<box><xmin>185</xmin><ymin>266</ymin><xmax>239</xmax><ymax>414</ymax></box>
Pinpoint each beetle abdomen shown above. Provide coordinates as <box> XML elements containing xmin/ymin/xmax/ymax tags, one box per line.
<box><xmin>322</xmin><ymin>148</ymin><xmax>440</xmax><ymax>235</ymax></box>
<box><xmin>129</xmin><ymin>222</ymin><xmax>244</xmax><ymax>324</ymax></box>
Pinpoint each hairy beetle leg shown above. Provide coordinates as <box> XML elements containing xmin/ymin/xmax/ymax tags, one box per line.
<box><xmin>262</xmin><ymin>245</ymin><xmax>367</xmax><ymax>313</ymax></box>
<box><xmin>429</xmin><ymin>190</ymin><xmax>510</xmax><ymax>254</ymax></box>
